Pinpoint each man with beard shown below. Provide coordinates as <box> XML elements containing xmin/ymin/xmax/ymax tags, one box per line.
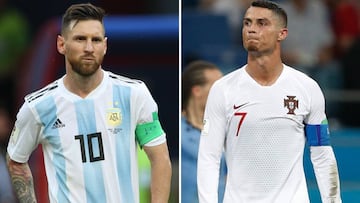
<box><xmin>197</xmin><ymin>1</ymin><xmax>342</xmax><ymax>202</ymax></box>
<box><xmin>6</xmin><ymin>3</ymin><xmax>171</xmax><ymax>203</ymax></box>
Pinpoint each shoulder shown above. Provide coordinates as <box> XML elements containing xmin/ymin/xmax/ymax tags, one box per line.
<box><xmin>213</xmin><ymin>65</ymin><xmax>246</xmax><ymax>88</ymax></box>
<box><xmin>181</xmin><ymin>116</ymin><xmax>200</xmax><ymax>139</ymax></box>
<box><xmin>105</xmin><ymin>71</ymin><xmax>152</xmax><ymax>98</ymax></box>
<box><xmin>106</xmin><ymin>71</ymin><xmax>145</xmax><ymax>87</ymax></box>
<box><xmin>284</xmin><ymin>65</ymin><xmax>319</xmax><ymax>86</ymax></box>
<box><xmin>206</xmin><ymin>66</ymin><xmax>246</xmax><ymax>109</ymax></box>
<box><xmin>181</xmin><ymin>116</ymin><xmax>195</xmax><ymax>130</ymax></box>
<box><xmin>283</xmin><ymin>65</ymin><xmax>323</xmax><ymax>97</ymax></box>
<box><xmin>25</xmin><ymin>79</ymin><xmax>60</xmax><ymax>104</ymax></box>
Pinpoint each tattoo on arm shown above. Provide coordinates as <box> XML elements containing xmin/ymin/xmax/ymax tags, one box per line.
<box><xmin>6</xmin><ymin>154</ymin><xmax>37</xmax><ymax>203</ymax></box>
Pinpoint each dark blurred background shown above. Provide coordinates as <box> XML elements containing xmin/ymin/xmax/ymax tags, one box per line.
<box><xmin>0</xmin><ymin>0</ymin><xmax>178</xmax><ymax>202</ymax></box>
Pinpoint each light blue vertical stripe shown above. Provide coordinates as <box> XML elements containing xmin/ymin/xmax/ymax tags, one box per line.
<box><xmin>113</xmin><ymin>85</ymin><xmax>134</xmax><ymax>203</ymax></box>
<box><xmin>75</xmin><ymin>100</ymin><xmax>107</xmax><ymax>203</ymax></box>
<box><xmin>35</xmin><ymin>97</ymin><xmax>69</xmax><ymax>203</ymax></box>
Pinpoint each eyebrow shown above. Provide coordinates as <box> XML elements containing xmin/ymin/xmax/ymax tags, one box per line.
<box><xmin>243</xmin><ymin>17</ymin><xmax>269</xmax><ymax>22</ymax></box>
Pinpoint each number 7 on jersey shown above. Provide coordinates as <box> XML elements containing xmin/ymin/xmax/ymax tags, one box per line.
<box><xmin>234</xmin><ymin>112</ymin><xmax>247</xmax><ymax>136</ymax></box>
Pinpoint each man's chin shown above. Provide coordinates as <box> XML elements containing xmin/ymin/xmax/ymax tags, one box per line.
<box><xmin>246</xmin><ymin>45</ymin><xmax>258</xmax><ymax>52</ymax></box>
<box><xmin>72</xmin><ymin>65</ymin><xmax>99</xmax><ymax>77</ymax></box>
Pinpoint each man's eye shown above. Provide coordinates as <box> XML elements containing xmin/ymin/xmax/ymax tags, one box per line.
<box><xmin>93</xmin><ymin>38</ymin><xmax>102</xmax><ymax>42</ymax></box>
<box><xmin>243</xmin><ymin>21</ymin><xmax>251</xmax><ymax>26</ymax></box>
<box><xmin>76</xmin><ymin>37</ymin><xmax>86</xmax><ymax>41</ymax></box>
<box><xmin>258</xmin><ymin>21</ymin><xmax>267</xmax><ymax>26</ymax></box>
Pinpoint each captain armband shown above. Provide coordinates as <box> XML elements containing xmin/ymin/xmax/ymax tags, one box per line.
<box><xmin>305</xmin><ymin>124</ymin><xmax>330</xmax><ymax>146</ymax></box>
<box><xmin>135</xmin><ymin>112</ymin><xmax>164</xmax><ymax>147</ymax></box>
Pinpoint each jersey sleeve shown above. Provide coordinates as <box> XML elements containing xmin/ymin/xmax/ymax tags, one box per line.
<box><xmin>310</xmin><ymin>146</ymin><xmax>342</xmax><ymax>202</ymax></box>
<box><xmin>304</xmin><ymin>80</ymin><xmax>331</xmax><ymax>146</ymax></box>
<box><xmin>7</xmin><ymin>102</ymin><xmax>42</xmax><ymax>163</ymax></box>
<box><xmin>304</xmin><ymin>80</ymin><xmax>327</xmax><ymax>125</ymax></box>
<box><xmin>197</xmin><ymin>82</ymin><xmax>227</xmax><ymax>203</ymax></box>
<box><xmin>304</xmin><ymin>81</ymin><xmax>342</xmax><ymax>202</ymax></box>
<box><xmin>134</xmin><ymin>82</ymin><xmax>166</xmax><ymax>147</ymax></box>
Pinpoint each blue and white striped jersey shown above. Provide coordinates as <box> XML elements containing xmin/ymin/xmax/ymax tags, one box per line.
<box><xmin>8</xmin><ymin>70</ymin><xmax>166</xmax><ymax>203</ymax></box>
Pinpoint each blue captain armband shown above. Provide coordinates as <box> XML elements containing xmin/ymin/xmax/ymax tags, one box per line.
<box><xmin>135</xmin><ymin>112</ymin><xmax>164</xmax><ymax>147</ymax></box>
<box><xmin>305</xmin><ymin>124</ymin><xmax>330</xmax><ymax>146</ymax></box>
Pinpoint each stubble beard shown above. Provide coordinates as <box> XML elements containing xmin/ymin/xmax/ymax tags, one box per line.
<box><xmin>246</xmin><ymin>45</ymin><xmax>258</xmax><ymax>52</ymax></box>
<box><xmin>70</xmin><ymin>59</ymin><xmax>102</xmax><ymax>77</ymax></box>
<box><xmin>245</xmin><ymin>42</ymin><xmax>274</xmax><ymax>57</ymax></box>
<box><xmin>245</xmin><ymin>43</ymin><xmax>261</xmax><ymax>56</ymax></box>
<box><xmin>243</xmin><ymin>39</ymin><xmax>259</xmax><ymax>52</ymax></box>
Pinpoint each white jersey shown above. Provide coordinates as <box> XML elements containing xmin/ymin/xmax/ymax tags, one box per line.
<box><xmin>8</xmin><ymin>70</ymin><xmax>166</xmax><ymax>203</ymax></box>
<box><xmin>198</xmin><ymin>65</ymin><xmax>332</xmax><ymax>203</ymax></box>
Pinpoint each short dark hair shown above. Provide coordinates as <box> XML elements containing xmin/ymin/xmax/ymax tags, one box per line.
<box><xmin>61</xmin><ymin>3</ymin><xmax>106</xmax><ymax>35</ymax></box>
<box><xmin>251</xmin><ymin>0</ymin><xmax>287</xmax><ymax>27</ymax></box>
<box><xmin>182</xmin><ymin>60</ymin><xmax>219</xmax><ymax>110</ymax></box>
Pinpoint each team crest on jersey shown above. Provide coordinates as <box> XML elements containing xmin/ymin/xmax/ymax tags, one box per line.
<box><xmin>107</xmin><ymin>108</ymin><xmax>122</xmax><ymax>127</ymax></box>
<box><xmin>284</xmin><ymin>96</ymin><xmax>298</xmax><ymax>115</ymax></box>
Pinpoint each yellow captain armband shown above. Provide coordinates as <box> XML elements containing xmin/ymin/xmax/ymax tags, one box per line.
<box><xmin>135</xmin><ymin>112</ymin><xmax>164</xmax><ymax>147</ymax></box>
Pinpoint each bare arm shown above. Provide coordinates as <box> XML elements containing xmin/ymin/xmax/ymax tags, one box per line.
<box><xmin>143</xmin><ymin>142</ymin><xmax>172</xmax><ymax>203</ymax></box>
<box><xmin>6</xmin><ymin>153</ymin><xmax>37</xmax><ymax>203</ymax></box>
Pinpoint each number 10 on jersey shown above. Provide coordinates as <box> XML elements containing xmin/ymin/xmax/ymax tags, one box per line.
<box><xmin>75</xmin><ymin>132</ymin><xmax>105</xmax><ymax>163</ymax></box>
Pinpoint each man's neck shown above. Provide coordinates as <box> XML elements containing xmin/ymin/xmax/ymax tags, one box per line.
<box><xmin>63</xmin><ymin>68</ymin><xmax>104</xmax><ymax>98</ymax></box>
<box><xmin>184</xmin><ymin>102</ymin><xmax>204</xmax><ymax>130</ymax></box>
<box><xmin>245</xmin><ymin>52</ymin><xmax>284</xmax><ymax>86</ymax></box>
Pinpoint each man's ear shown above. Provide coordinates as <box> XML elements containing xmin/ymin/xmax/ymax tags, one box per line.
<box><xmin>278</xmin><ymin>28</ymin><xmax>288</xmax><ymax>41</ymax></box>
<box><xmin>191</xmin><ymin>85</ymin><xmax>201</xmax><ymax>98</ymax></box>
<box><xmin>57</xmin><ymin>35</ymin><xmax>65</xmax><ymax>55</ymax></box>
<box><xmin>103</xmin><ymin>37</ymin><xmax>108</xmax><ymax>55</ymax></box>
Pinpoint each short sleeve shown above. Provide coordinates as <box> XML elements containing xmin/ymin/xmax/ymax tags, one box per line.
<box><xmin>304</xmin><ymin>80</ymin><xmax>327</xmax><ymax>125</ymax></box>
<box><xmin>7</xmin><ymin>102</ymin><xmax>42</xmax><ymax>163</ymax></box>
<box><xmin>304</xmin><ymin>80</ymin><xmax>331</xmax><ymax>146</ymax></box>
<box><xmin>134</xmin><ymin>83</ymin><xmax>165</xmax><ymax>147</ymax></box>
